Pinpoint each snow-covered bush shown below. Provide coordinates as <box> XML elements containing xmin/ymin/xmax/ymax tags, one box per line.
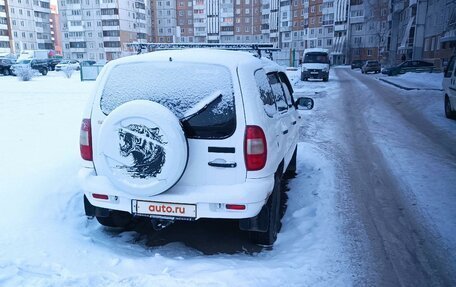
<box><xmin>62</xmin><ymin>66</ymin><xmax>75</xmax><ymax>78</ymax></box>
<box><xmin>16</xmin><ymin>66</ymin><xmax>35</xmax><ymax>81</ymax></box>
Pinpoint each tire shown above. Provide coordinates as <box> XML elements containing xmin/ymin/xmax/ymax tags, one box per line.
<box><xmin>445</xmin><ymin>96</ymin><xmax>456</xmax><ymax>119</ymax></box>
<box><xmin>96</xmin><ymin>211</ymin><xmax>132</xmax><ymax>228</ymax></box>
<box><xmin>323</xmin><ymin>77</ymin><xmax>328</xmax><ymax>82</ymax></box>
<box><xmin>284</xmin><ymin>146</ymin><xmax>297</xmax><ymax>179</ymax></box>
<box><xmin>2</xmin><ymin>68</ymin><xmax>9</xmax><ymax>76</ymax></box>
<box><xmin>250</xmin><ymin>174</ymin><xmax>281</xmax><ymax>246</ymax></box>
<box><xmin>97</xmin><ymin>100</ymin><xmax>188</xmax><ymax>196</ymax></box>
<box><xmin>41</xmin><ymin>68</ymin><xmax>48</xmax><ymax>76</ymax></box>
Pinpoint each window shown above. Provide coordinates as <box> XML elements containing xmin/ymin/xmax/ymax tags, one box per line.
<box><xmin>101</xmin><ymin>63</ymin><xmax>235</xmax><ymax>139</ymax></box>
<box><xmin>278</xmin><ymin>72</ymin><xmax>294</xmax><ymax>107</ymax></box>
<box><xmin>255</xmin><ymin>69</ymin><xmax>276</xmax><ymax>117</ymax></box>
<box><xmin>267</xmin><ymin>73</ymin><xmax>288</xmax><ymax>112</ymax></box>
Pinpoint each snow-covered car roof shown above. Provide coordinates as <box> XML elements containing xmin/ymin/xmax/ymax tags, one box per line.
<box><xmin>106</xmin><ymin>48</ymin><xmax>269</xmax><ymax>70</ymax></box>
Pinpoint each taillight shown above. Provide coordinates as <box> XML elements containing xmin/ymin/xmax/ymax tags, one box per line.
<box><xmin>244</xmin><ymin>125</ymin><xmax>267</xmax><ymax>171</ymax></box>
<box><xmin>80</xmin><ymin>118</ymin><xmax>93</xmax><ymax>161</ymax></box>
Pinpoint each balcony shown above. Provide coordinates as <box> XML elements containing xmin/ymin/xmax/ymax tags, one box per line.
<box><xmin>334</xmin><ymin>24</ymin><xmax>346</xmax><ymax>31</ymax></box>
<box><xmin>350</xmin><ymin>16</ymin><xmax>364</xmax><ymax>24</ymax></box>
<box><xmin>104</xmin><ymin>47</ymin><xmax>121</xmax><ymax>53</ymax></box>
<box><xmin>103</xmin><ymin>36</ymin><xmax>121</xmax><ymax>42</ymax></box>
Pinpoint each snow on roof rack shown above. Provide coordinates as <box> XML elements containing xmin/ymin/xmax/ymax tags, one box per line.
<box><xmin>125</xmin><ymin>42</ymin><xmax>280</xmax><ymax>59</ymax></box>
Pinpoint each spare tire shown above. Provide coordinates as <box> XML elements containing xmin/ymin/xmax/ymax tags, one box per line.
<box><xmin>95</xmin><ymin>100</ymin><xmax>188</xmax><ymax>196</ymax></box>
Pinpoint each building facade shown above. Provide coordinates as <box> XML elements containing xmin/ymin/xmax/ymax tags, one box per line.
<box><xmin>0</xmin><ymin>0</ymin><xmax>10</xmax><ymax>55</ymax></box>
<box><xmin>348</xmin><ymin>0</ymin><xmax>389</xmax><ymax>63</ymax></box>
<box><xmin>0</xmin><ymin>0</ymin><xmax>53</xmax><ymax>55</ymax></box>
<box><xmin>58</xmin><ymin>0</ymin><xmax>151</xmax><ymax>61</ymax></box>
<box><xmin>50</xmin><ymin>3</ymin><xmax>62</xmax><ymax>55</ymax></box>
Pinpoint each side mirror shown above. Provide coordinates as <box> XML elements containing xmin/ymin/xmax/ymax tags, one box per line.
<box><xmin>295</xmin><ymin>97</ymin><xmax>314</xmax><ymax>110</ymax></box>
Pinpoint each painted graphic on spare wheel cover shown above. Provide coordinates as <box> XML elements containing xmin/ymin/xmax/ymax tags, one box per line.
<box><xmin>118</xmin><ymin>124</ymin><xmax>167</xmax><ymax>179</ymax></box>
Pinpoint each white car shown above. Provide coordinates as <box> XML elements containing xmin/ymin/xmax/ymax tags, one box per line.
<box><xmin>55</xmin><ymin>60</ymin><xmax>80</xmax><ymax>71</ymax></box>
<box><xmin>444</xmin><ymin>55</ymin><xmax>456</xmax><ymax>119</ymax></box>
<box><xmin>79</xmin><ymin>48</ymin><xmax>314</xmax><ymax>245</ymax></box>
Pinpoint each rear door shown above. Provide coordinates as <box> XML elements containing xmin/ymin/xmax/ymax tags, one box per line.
<box><xmin>94</xmin><ymin>61</ymin><xmax>247</xmax><ymax>190</ymax></box>
<box><xmin>278</xmin><ymin>72</ymin><xmax>299</xmax><ymax>151</ymax></box>
<box><xmin>266</xmin><ymin>72</ymin><xmax>294</xmax><ymax>159</ymax></box>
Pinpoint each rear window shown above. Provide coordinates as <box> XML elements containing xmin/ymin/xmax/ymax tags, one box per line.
<box><xmin>100</xmin><ymin>61</ymin><xmax>235</xmax><ymax>139</ymax></box>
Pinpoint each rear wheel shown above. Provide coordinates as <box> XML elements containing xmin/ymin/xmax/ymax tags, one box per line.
<box><xmin>285</xmin><ymin>146</ymin><xmax>297</xmax><ymax>179</ymax></box>
<box><xmin>249</xmin><ymin>174</ymin><xmax>281</xmax><ymax>246</ymax></box>
<box><xmin>41</xmin><ymin>68</ymin><xmax>48</xmax><ymax>76</ymax></box>
<box><xmin>2</xmin><ymin>68</ymin><xmax>9</xmax><ymax>76</ymax></box>
<box><xmin>445</xmin><ymin>96</ymin><xmax>456</xmax><ymax>119</ymax></box>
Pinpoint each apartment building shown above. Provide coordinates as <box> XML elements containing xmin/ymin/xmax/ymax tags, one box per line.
<box><xmin>389</xmin><ymin>0</ymin><xmax>455</xmax><ymax>67</ymax></box>
<box><xmin>50</xmin><ymin>3</ymin><xmax>61</xmax><ymax>55</ymax></box>
<box><xmin>58</xmin><ymin>0</ymin><xmax>150</xmax><ymax>61</ymax></box>
<box><xmin>0</xmin><ymin>0</ymin><xmax>53</xmax><ymax>54</ymax></box>
<box><xmin>0</xmin><ymin>0</ymin><xmax>10</xmax><ymax>54</ymax></box>
<box><xmin>348</xmin><ymin>0</ymin><xmax>388</xmax><ymax>63</ymax></box>
<box><xmin>151</xmin><ymin>0</ymin><xmax>264</xmax><ymax>43</ymax></box>
<box><xmin>151</xmin><ymin>0</ymin><xmax>177</xmax><ymax>42</ymax></box>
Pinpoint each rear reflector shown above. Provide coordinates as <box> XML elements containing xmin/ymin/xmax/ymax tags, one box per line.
<box><xmin>92</xmin><ymin>193</ymin><xmax>109</xmax><ymax>200</ymax></box>
<box><xmin>80</xmin><ymin>118</ymin><xmax>93</xmax><ymax>161</ymax></box>
<box><xmin>226</xmin><ymin>204</ymin><xmax>246</xmax><ymax>210</ymax></box>
<box><xmin>244</xmin><ymin>125</ymin><xmax>267</xmax><ymax>171</ymax></box>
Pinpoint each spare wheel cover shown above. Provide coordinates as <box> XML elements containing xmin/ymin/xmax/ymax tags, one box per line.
<box><xmin>96</xmin><ymin>100</ymin><xmax>188</xmax><ymax>196</ymax></box>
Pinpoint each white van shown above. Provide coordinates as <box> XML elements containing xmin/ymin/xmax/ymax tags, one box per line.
<box><xmin>300</xmin><ymin>48</ymin><xmax>330</xmax><ymax>82</ymax></box>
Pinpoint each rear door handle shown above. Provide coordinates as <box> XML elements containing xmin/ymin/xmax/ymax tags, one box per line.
<box><xmin>208</xmin><ymin>160</ymin><xmax>237</xmax><ymax>168</ymax></box>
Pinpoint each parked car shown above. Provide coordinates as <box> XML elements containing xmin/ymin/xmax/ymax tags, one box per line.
<box><xmin>11</xmin><ymin>59</ymin><xmax>49</xmax><ymax>76</ymax></box>
<box><xmin>0</xmin><ymin>58</ymin><xmax>15</xmax><ymax>75</ymax></box>
<box><xmin>443</xmin><ymin>55</ymin><xmax>456</xmax><ymax>119</ymax></box>
<box><xmin>47</xmin><ymin>58</ymin><xmax>62</xmax><ymax>71</ymax></box>
<box><xmin>79</xmin><ymin>49</ymin><xmax>315</xmax><ymax>246</ymax></box>
<box><xmin>55</xmin><ymin>60</ymin><xmax>80</xmax><ymax>71</ymax></box>
<box><xmin>351</xmin><ymin>60</ymin><xmax>364</xmax><ymax>69</ymax></box>
<box><xmin>382</xmin><ymin>60</ymin><xmax>434</xmax><ymax>76</ymax></box>
<box><xmin>80</xmin><ymin>60</ymin><xmax>97</xmax><ymax>66</ymax></box>
<box><xmin>361</xmin><ymin>60</ymin><xmax>381</xmax><ymax>74</ymax></box>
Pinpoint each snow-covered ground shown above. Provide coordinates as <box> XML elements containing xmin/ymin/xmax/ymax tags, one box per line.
<box><xmin>1</xmin><ymin>67</ymin><xmax>454</xmax><ymax>286</ymax></box>
<box><xmin>0</xmin><ymin>71</ymin><xmax>355</xmax><ymax>286</ymax></box>
<box><xmin>380</xmin><ymin>71</ymin><xmax>442</xmax><ymax>90</ymax></box>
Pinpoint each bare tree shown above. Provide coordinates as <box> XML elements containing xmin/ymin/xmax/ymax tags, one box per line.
<box><xmin>365</xmin><ymin>0</ymin><xmax>390</xmax><ymax>63</ymax></box>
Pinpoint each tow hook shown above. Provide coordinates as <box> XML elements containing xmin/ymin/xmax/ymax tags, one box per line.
<box><xmin>150</xmin><ymin>218</ymin><xmax>174</xmax><ymax>231</ymax></box>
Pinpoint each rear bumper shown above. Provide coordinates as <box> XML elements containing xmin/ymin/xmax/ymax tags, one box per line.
<box><xmin>79</xmin><ymin>168</ymin><xmax>274</xmax><ymax>220</ymax></box>
<box><xmin>302</xmin><ymin>70</ymin><xmax>328</xmax><ymax>79</ymax></box>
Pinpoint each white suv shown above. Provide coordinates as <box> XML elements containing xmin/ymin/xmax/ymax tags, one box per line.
<box><xmin>79</xmin><ymin>48</ymin><xmax>314</xmax><ymax>245</ymax></box>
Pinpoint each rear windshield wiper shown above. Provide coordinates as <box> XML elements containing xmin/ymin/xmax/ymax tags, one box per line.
<box><xmin>181</xmin><ymin>91</ymin><xmax>223</xmax><ymax>122</ymax></box>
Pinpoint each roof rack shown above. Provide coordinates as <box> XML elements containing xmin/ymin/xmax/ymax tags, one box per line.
<box><xmin>125</xmin><ymin>42</ymin><xmax>280</xmax><ymax>59</ymax></box>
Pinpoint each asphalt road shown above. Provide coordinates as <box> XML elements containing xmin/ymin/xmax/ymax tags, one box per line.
<box><xmin>324</xmin><ymin>68</ymin><xmax>456</xmax><ymax>286</ymax></box>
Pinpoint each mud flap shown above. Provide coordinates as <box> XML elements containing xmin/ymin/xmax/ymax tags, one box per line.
<box><xmin>84</xmin><ymin>195</ymin><xmax>110</xmax><ymax>217</ymax></box>
<box><xmin>239</xmin><ymin>205</ymin><xmax>269</xmax><ymax>232</ymax></box>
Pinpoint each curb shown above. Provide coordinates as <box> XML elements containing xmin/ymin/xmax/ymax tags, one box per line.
<box><xmin>379</xmin><ymin>78</ymin><xmax>443</xmax><ymax>91</ymax></box>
